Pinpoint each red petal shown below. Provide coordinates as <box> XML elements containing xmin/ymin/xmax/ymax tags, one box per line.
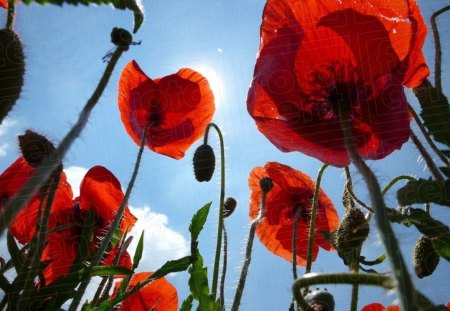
<box><xmin>113</xmin><ymin>272</ymin><xmax>178</xmax><ymax>311</ymax></box>
<box><xmin>103</xmin><ymin>245</ymin><xmax>133</xmax><ymax>270</ymax></box>
<box><xmin>0</xmin><ymin>0</ymin><xmax>7</xmax><ymax>9</ymax></box>
<box><xmin>361</xmin><ymin>303</ymin><xmax>386</xmax><ymax>311</ymax></box>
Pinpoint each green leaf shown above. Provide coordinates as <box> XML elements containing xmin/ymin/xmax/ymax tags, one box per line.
<box><xmin>406</xmin><ymin>208</ymin><xmax>450</xmax><ymax>239</ymax></box>
<box><xmin>133</xmin><ymin>231</ymin><xmax>144</xmax><ymax>269</ymax></box>
<box><xmin>413</xmin><ymin>79</ymin><xmax>450</xmax><ymax>149</ymax></box>
<box><xmin>432</xmin><ymin>238</ymin><xmax>450</xmax><ymax>261</ymax></box>
<box><xmin>397</xmin><ymin>178</ymin><xmax>450</xmax><ymax>207</ymax></box>
<box><xmin>188</xmin><ymin>251</ymin><xmax>214</xmax><ymax>311</ymax></box>
<box><xmin>7</xmin><ymin>232</ymin><xmax>24</xmax><ymax>274</ymax></box>
<box><xmin>22</xmin><ymin>0</ymin><xmax>144</xmax><ymax>33</ymax></box>
<box><xmin>189</xmin><ymin>202</ymin><xmax>211</xmax><ymax>253</ymax></box>
<box><xmin>180</xmin><ymin>295</ymin><xmax>194</xmax><ymax>311</ymax></box>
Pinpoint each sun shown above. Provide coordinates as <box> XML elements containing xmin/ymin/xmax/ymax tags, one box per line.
<box><xmin>191</xmin><ymin>65</ymin><xmax>225</xmax><ymax>108</ymax></box>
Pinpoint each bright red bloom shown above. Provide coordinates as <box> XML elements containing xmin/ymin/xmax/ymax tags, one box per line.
<box><xmin>361</xmin><ymin>303</ymin><xmax>400</xmax><ymax>311</ymax></box>
<box><xmin>113</xmin><ymin>272</ymin><xmax>178</xmax><ymax>311</ymax></box>
<box><xmin>249</xmin><ymin>162</ymin><xmax>339</xmax><ymax>265</ymax></box>
<box><xmin>118</xmin><ymin>60</ymin><xmax>215</xmax><ymax>160</ymax></box>
<box><xmin>247</xmin><ymin>0</ymin><xmax>429</xmax><ymax>167</ymax></box>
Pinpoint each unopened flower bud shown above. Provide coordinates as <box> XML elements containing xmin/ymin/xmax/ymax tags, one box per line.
<box><xmin>259</xmin><ymin>177</ymin><xmax>273</xmax><ymax>193</ymax></box>
<box><xmin>18</xmin><ymin>130</ymin><xmax>56</xmax><ymax>167</ymax></box>
<box><xmin>413</xmin><ymin>236</ymin><xmax>439</xmax><ymax>279</ymax></box>
<box><xmin>0</xmin><ymin>29</ymin><xmax>25</xmax><ymax>124</ymax></box>
<box><xmin>223</xmin><ymin>197</ymin><xmax>237</xmax><ymax>218</ymax></box>
<box><xmin>111</xmin><ymin>27</ymin><xmax>132</xmax><ymax>50</ymax></box>
<box><xmin>193</xmin><ymin>143</ymin><xmax>215</xmax><ymax>182</ymax></box>
<box><xmin>335</xmin><ymin>208</ymin><xmax>369</xmax><ymax>251</ymax></box>
<box><xmin>305</xmin><ymin>288</ymin><xmax>334</xmax><ymax>311</ymax></box>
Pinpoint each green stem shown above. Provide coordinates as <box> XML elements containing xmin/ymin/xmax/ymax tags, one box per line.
<box><xmin>293</xmin><ymin>273</ymin><xmax>395</xmax><ymax>311</ymax></box>
<box><xmin>292</xmin><ymin>209</ymin><xmax>301</xmax><ymax>281</ymax></box>
<box><xmin>349</xmin><ymin>249</ymin><xmax>360</xmax><ymax>311</ymax></box>
<box><xmin>6</xmin><ymin>0</ymin><xmax>15</xmax><ymax>29</ymax></box>
<box><xmin>231</xmin><ymin>191</ymin><xmax>267</xmax><ymax>311</ymax></box>
<box><xmin>408</xmin><ymin>104</ymin><xmax>450</xmax><ymax>167</ymax></box>
<box><xmin>207</xmin><ymin>123</ymin><xmax>226</xmax><ymax>300</ymax></box>
<box><xmin>220</xmin><ymin>224</ymin><xmax>228</xmax><ymax>311</ymax></box>
<box><xmin>68</xmin><ymin>124</ymin><xmax>148</xmax><ymax>311</ymax></box>
<box><xmin>0</xmin><ymin>45</ymin><xmax>126</xmax><ymax>237</ymax></box>
<box><xmin>431</xmin><ymin>5</ymin><xmax>450</xmax><ymax>93</ymax></box>
<box><xmin>382</xmin><ymin>175</ymin><xmax>417</xmax><ymax>195</ymax></box>
<box><xmin>305</xmin><ymin>164</ymin><xmax>328</xmax><ymax>274</ymax></box>
<box><xmin>18</xmin><ymin>176</ymin><xmax>60</xmax><ymax>311</ymax></box>
<box><xmin>344</xmin><ymin>167</ymin><xmax>373</xmax><ymax>213</ymax></box>
<box><xmin>410</xmin><ymin>129</ymin><xmax>445</xmax><ymax>183</ymax></box>
<box><xmin>339</xmin><ymin>108</ymin><xmax>416</xmax><ymax>311</ymax></box>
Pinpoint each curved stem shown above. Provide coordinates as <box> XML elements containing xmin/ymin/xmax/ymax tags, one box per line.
<box><xmin>206</xmin><ymin>123</ymin><xmax>226</xmax><ymax>300</ymax></box>
<box><xmin>431</xmin><ymin>5</ymin><xmax>450</xmax><ymax>93</ymax></box>
<box><xmin>344</xmin><ymin>167</ymin><xmax>373</xmax><ymax>213</ymax></box>
<box><xmin>6</xmin><ymin>0</ymin><xmax>15</xmax><ymax>29</ymax></box>
<box><xmin>68</xmin><ymin>124</ymin><xmax>148</xmax><ymax>311</ymax></box>
<box><xmin>382</xmin><ymin>175</ymin><xmax>417</xmax><ymax>195</ymax></box>
<box><xmin>410</xmin><ymin>129</ymin><xmax>445</xmax><ymax>183</ymax></box>
<box><xmin>231</xmin><ymin>191</ymin><xmax>267</xmax><ymax>311</ymax></box>
<box><xmin>339</xmin><ymin>107</ymin><xmax>416</xmax><ymax>311</ymax></box>
<box><xmin>409</xmin><ymin>104</ymin><xmax>450</xmax><ymax>167</ymax></box>
<box><xmin>305</xmin><ymin>163</ymin><xmax>328</xmax><ymax>274</ymax></box>
<box><xmin>0</xmin><ymin>46</ymin><xmax>126</xmax><ymax>237</ymax></box>
<box><xmin>293</xmin><ymin>273</ymin><xmax>395</xmax><ymax>311</ymax></box>
<box><xmin>220</xmin><ymin>224</ymin><xmax>228</xmax><ymax>311</ymax></box>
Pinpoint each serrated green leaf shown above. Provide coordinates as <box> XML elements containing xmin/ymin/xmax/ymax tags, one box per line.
<box><xmin>180</xmin><ymin>295</ymin><xmax>194</xmax><ymax>311</ymax></box>
<box><xmin>397</xmin><ymin>178</ymin><xmax>450</xmax><ymax>207</ymax></box>
<box><xmin>188</xmin><ymin>251</ymin><xmax>214</xmax><ymax>311</ymax></box>
<box><xmin>432</xmin><ymin>238</ymin><xmax>450</xmax><ymax>261</ymax></box>
<box><xmin>406</xmin><ymin>208</ymin><xmax>450</xmax><ymax>239</ymax></box>
<box><xmin>189</xmin><ymin>202</ymin><xmax>211</xmax><ymax>252</ymax></box>
<box><xmin>133</xmin><ymin>231</ymin><xmax>144</xmax><ymax>269</ymax></box>
<box><xmin>413</xmin><ymin>79</ymin><xmax>450</xmax><ymax>149</ymax></box>
<box><xmin>7</xmin><ymin>232</ymin><xmax>23</xmax><ymax>274</ymax></box>
<box><xmin>23</xmin><ymin>0</ymin><xmax>144</xmax><ymax>33</ymax></box>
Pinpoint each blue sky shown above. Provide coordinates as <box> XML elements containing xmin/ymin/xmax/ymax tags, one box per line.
<box><xmin>0</xmin><ymin>0</ymin><xmax>449</xmax><ymax>310</ymax></box>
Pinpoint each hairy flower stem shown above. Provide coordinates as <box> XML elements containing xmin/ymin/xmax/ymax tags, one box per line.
<box><xmin>410</xmin><ymin>130</ymin><xmax>445</xmax><ymax>183</ymax></box>
<box><xmin>292</xmin><ymin>209</ymin><xmax>301</xmax><ymax>281</ymax></box>
<box><xmin>68</xmin><ymin>124</ymin><xmax>149</xmax><ymax>311</ymax></box>
<box><xmin>220</xmin><ymin>224</ymin><xmax>228</xmax><ymax>311</ymax></box>
<box><xmin>205</xmin><ymin>123</ymin><xmax>226</xmax><ymax>300</ymax></box>
<box><xmin>349</xmin><ymin>249</ymin><xmax>360</xmax><ymax>311</ymax></box>
<box><xmin>408</xmin><ymin>105</ymin><xmax>450</xmax><ymax>167</ymax></box>
<box><xmin>0</xmin><ymin>45</ymin><xmax>126</xmax><ymax>237</ymax></box>
<box><xmin>431</xmin><ymin>5</ymin><xmax>450</xmax><ymax>93</ymax></box>
<box><xmin>231</xmin><ymin>191</ymin><xmax>267</xmax><ymax>311</ymax></box>
<box><xmin>339</xmin><ymin>107</ymin><xmax>415</xmax><ymax>311</ymax></box>
<box><xmin>17</xmin><ymin>177</ymin><xmax>60</xmax><ymax>310</ymax></box>
<box><xmin>344</xmin><ymin>167</ymin><xmax>373</xmax><ymax>213</ymax></box>
<box><xmin>6</xmin><ymin>0</ymin><xmax>15</xmax><ymax>29</ymax></box>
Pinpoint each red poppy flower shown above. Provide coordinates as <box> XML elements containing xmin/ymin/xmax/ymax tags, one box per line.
<box><xmin>113</xmin><ymin>272</ymin><xmax>178</xmax><ymax>311</ymax></box>
<box><xmin>0</xmin><ymin>0</ymin><xmax>7</xmax><ymax>9</ymax></box>
<box><xmin>118</xmin><ymin>60</ymin><xmax>215</xmax><ymax>159</ymax></box>
<box><xmin>361</xmin><ymin>303</ymin><xmax>400</xmax><ymax>311</ymax></box>
<box><xmin>247</xmin><ymin>0</ymin><xmax>429</xmax><ymax>167</ymax></box>
<box><xmin>249</xmin><ymin>162</ymin><xmax>339</xmax><ymax>265</ymax></box>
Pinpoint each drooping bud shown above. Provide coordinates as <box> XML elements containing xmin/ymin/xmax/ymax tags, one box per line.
<box><xmin>259</xmin><ymin>177</ymin><xmax>273</xmax><ymax>193</ymax></box>
<box><xmin>223</xmin><ymin>197</ymin><xmax>237</xmax><ymax>218</ymax></box>
<box><xmin>111</xmin><ymin>27</ymin><xmax>133</xmax><ymax>50</ymax></box>
<box><xmin>413</xmin><ymin>236</ymin><xmax>440</xmax><ymax>278</ymax></box>
<box><xmin>305</xmin><ymin>288</ymin><xmax>335</xmax><ymax>311</ymax></box>
<box><xmin>18</xmin><ymin>130</ymin><xmax>56</xmax><ymax>167</ymax></box>
<box><xmin>335</xmin><ymin>208</ymin><xmax>369</xmax><ymax>251</ymax></box>
<box><xmin>193</xmin><ymin>143</ymin><xmax>215</xmax><ymax>182</ymax></box>
<box><xmin>0</xmin><ymin>29</ymin><xmax>25</xmax><ymax>125</ymax></box>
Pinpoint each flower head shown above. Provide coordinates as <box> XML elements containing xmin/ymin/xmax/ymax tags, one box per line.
<box><xmin>247</xmin><ymin>0</ymin><xmax>428</xmax><ymax>167</ymax></box>
<box><xmin>113</xmin><ymin>272</ymin><xmax>178</xmax><ymax>311</ymax></box>
<box><xmin>118</xmin><ymin>60</ymin><xmax>215</xmax><ymax>159</ymax></box>
<box><xmin>361</xmin><ymin>303</ymin><xmax>400</xmax><ymax>311</ymax></box>
<box><xmin>249</xmin><ymin>162</ymin><xmax>339</xmax><ymax>264</ymax></box>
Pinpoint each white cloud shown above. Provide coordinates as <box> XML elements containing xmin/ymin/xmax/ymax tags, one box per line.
<box><xmin>64</xmin><ymin>166</ymin><xmax>88</xmax><ymax>197</ymax></box>
<box><xmin>0</xmin><ymin>143</ymin><xmax>8</xmax><ymax>157</ymax></box>
<box><xmin>0</xmin><ymin>118</ymin><xmax>16</xmax><ymax>136</ymax></box>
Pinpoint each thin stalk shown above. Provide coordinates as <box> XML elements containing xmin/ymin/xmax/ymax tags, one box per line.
<box><xmin>409</xmin><ymin>104</ymin><xmax>450</xmax><ymax>167</ymax></box>
<box><xmin>0</xmin><ymin>46</ymin><xmax>126</xmax><ymax>237</ymax></box>
<box><xmin>231</xmin><ymin>191</ymin><xmax>267</xmax><ymax>311</ymax></box>
<box><xmin>6</xmin><ymin>0</ymin><xmax>15</xmax><ymax>29</ymax></box>
<box><xmin>349</xmin><ymin>249</ymin><xmax>360</xmax><ymax>311</ymax></box>
<box><xmin>431</xmin><ymin>5</ymin><xmax>450</xmax><ymax>93</ymax></box>
<box><xmin>305</xmin><ymin>163</ymin><xmax>328</xmax><ymax>274</ymax></box>
<box><xmin>292</xmin><ymin>209</ymin><xmax>301</xmax><ymax>281</ymax></box>
<box><xmin>410</xmin><ymin>130</ymin><xmax>445</xmax><ymax>183</ymax></box>
<box><xmin>382</xmin><ymin>175</ymin><xmax>417</xmax><ymax>195</ymax></box>
<box><xmin>339</xmin><ymin>107</ymin><xmax>416</xmax><ymax>311</ymax></box>
<box><xmin>17</xmin><ymin>176</ymin><xmax>60</xmax><ymax>310</ymax></box>
<box><xmin>220</xmin><ymin>224</ymin><xmax>228</xmax><ymax>311</ymax></box>
<box><xmin>68</xmin><ymin>124</ymin><xmax>148</xmax><ymax>311</ymax></box>
<box><xmin>206</xmin><ymin>123</ymin><xmax>226</xmax><ymax>300</ymax></box>
<box><xmin>344</xmin><ymin>167</ymin><xmax>373</xmax><ymax>213</ymax></box>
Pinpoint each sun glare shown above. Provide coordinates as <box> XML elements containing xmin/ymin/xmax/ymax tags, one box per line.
<box><xmin>192</xmin><ymin>65</ymin><xmax>225</xmax><ymax>108</ymax></box>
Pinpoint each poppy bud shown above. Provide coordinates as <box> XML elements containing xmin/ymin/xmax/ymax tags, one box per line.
<box><xmin>111</xmin><ymin>27</ymin><xmax>132</xmax><ymax>50</ymax></box>
<box><xmin>413</xmin><ymin>236</ymin><xmax>440</xmax><ymax>279</ymax></box>
<box><xmin>305</xmin><ymin>288</ymin><xmax>335</xmax><ymax>311</ymax></box>
<box><xmin>193</xmin><ymin>143</ymin><xmax>215</xmax><ymax>182</ymax></box>
<box><xmin>259</xmin><ymin>177</ymin><xmax>273</xmax><ymax>193</ymax></box>
<box><xmin>335</xmin><ymin>208</ymin><xmax>369</xmax><ymax>251</ymax></box>
<box><xmin>223</xmin><ymin>197</ymin><xmax>237</xmax><ymax>218</ymax></box>
<box><xmin>0</xmin><ymin>29</ymin><xmax>25</xmax><ymax>124</ymax></box>
<box><xmin>18</xmin><ymin>130</ymin><xmax>57</xmax><ymax>167</ymax></box>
